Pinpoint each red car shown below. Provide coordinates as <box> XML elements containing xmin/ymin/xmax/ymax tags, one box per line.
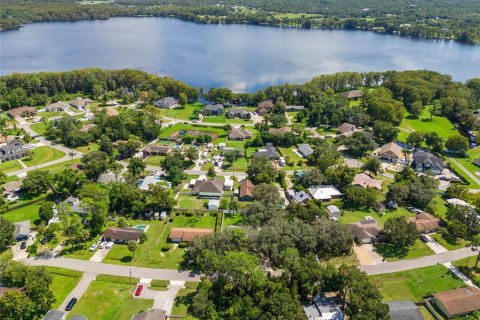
<box><xmin>135</xmin><ymin>285</ymin><xmax>143</xmax><ymax>296</ymax></box>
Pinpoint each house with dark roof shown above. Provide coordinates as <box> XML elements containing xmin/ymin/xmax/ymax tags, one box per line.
<box><xmin>378</xmin><ymin>142</ymin><xmax>403</xmax><ymax>162</ymax></box>
<box><xmin>239</xmin><ymin>179</ymin><xmax>254</xmax><ymax>202</ymax></box>
<box><xmin>257</xmin><ymin>100</ymin><xmax>274</xmax><ymax>115</ymax></box>
<box><xmin>191</xmin><ymin>179</ymin><xmax>224</xmax><ymax>197</ymax></box>
<box><xmin>7</xmin><ymin>106</ymin><xmax>37</xmax><ymax>118</ymax></box>
<box><xmin>0</xmin><ymin>140</ymin><xmax>26</xmax><ymax>162</ymax></box>
<box><xmin>412</xmin><ymin>152</ymin><xmax>445</xmax><ymax>175</ymax></box>
<box><xmin>286</xmin><ymin>105</ymin><xmax>304</xmax><ymax>111</ymax></box>
<box><xmin>229</xmin><ymin>128</ymin><xmax>252</xmax><ymax>140</ymax></box>
<box><xmin>103</xmin><ymin>227</ymin><xmax>144</xmax><ymax>243</ymax></box>
<box><xmin>14</xmin><ymin>220</ymin><xmax>30</xmax><ymax>241</ymax></box>
<box><xmin>226</xmin><ymin>107</ymin><xmax>250</xmax><ymax>119</ymax></box>
<box><xmin>341</xmin><ymin>90</ymin><xmax>364</xmax><ymax>99</ymax></box>
<box><xmin>70</xmin><ymin>98</ymin><xmax>92</xmax><ymax>110</ymax></box>
<box><xmin>169</xmin><ymin>227</ymin><xmax>213</xmax><ymax>242</ymax></box>
<box><xmin>348</xmin><ymin>219</ymin><xmax>382</xmax><ymax>244</ymax></box>
<box><xmin>337</xmin><ymin>123</ymin><xmax>355</xmax><ymax>136</ymax></box>
<box><xmin>143</xmin><ymin>145</ymin><xmax>172</xmax><ymax>156</ymax></box>
<box><xmin>386</xmin><ymin>301</ymin><xmax>423</xmax><ymax>320</ymax></box>
<box><xmin>253</xmin><ymin>143</ymin><xmax>279</xmax><ymax>159</ymax></box>
<box><xmin>202</xmin><ymin>104</ymin><xmax>224</xmax><ymax>115</ymax></box>
<box><xmin>153</xmin><ymin>97</ymin><xmax>179</xmax><ymax>109</ymax></box>
<box><xmin>431</xmin><ymin>286</ymin><xmax>480</xmax><ymax>319</ymax></box>
<box><xmin>297</xmin><ymin>143</ymin><xmax>314</xmax><ymax>158</ymax></box>
<box><xmin>45</xmin><ymin>101</ymin><xmax>70</xmax><ymax>112</ymax></box>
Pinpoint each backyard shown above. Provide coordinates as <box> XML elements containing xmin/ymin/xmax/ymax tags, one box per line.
<box><xmin>2</xmin><ymin>199</ymin><xmax>44</xmax><ymax>224</ymax></box>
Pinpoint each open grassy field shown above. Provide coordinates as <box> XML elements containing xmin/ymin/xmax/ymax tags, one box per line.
<box><xmin>339</xmin><ymin>206</ymin><xmax>415</xmax><ymax>227</ymax></box>
<box><xmin>374</xmin><ymin>240</ymin><xmax>434</xmax><ymax>261</ymax></box>
<box><xmin>159</xmin><ymin>123</ymin><xmax>226</xmax><ymax>141</ymax></box>
<box><xmin>162</xmin><ymin>103</ymin><xmax>203</xmax><ymax>120</ymax></box>
<box><xmin>445</xmin><ymin>146</ymin><xmax>480</xmax><ymax>188</ymax></box>
<box><xmin>0</xmin><ymin>159</ymin><xmax>22</xmax><ymax>173</ymax></box>
<box><xmin>30</xmin><ymin>122</ymin><xmax>47</xmax><ymax>135</ymax></box>
<box><xmin>66</xmin><ymin>275</ymin><xmax>153</xmax><ymax>320</ymax></box>
<box><xmin>22</xmin><ymin>146</ymin><xmax>65</xmax><ymax>167</ymax></box>
<box><xmin>36</xmin><ymin>158</ymin><xmax>81</xmax><ymax>174</ymax></box>
<box><xmin>370</xmin><ymin>265</ymin><xmax>466</xmax><ymax>302</ymax></box>
<box><xmin>397</xmin><ymin>109</ymin><xmax>459</xmax><ymax>143</ymax></box>
<box><xmin>2</xmin><ymin>200</ymin><xmax>43</xmax><ymax>224</ymax></box>
<box><xmin>144</xmin><ymin>155</ymin><xmax>166</xmax><ymax>167</ymax></box>
<box><xmin>44</xmin><ymin>267</ymin><xmax>82</xmax><ymax>309</ymax></box>
<box><xmin>222</xmin><ymin>157</ymin><xmax>249</xmax><ymax>171</ymax></box>
<box><xmin>38</xmin><ymin>111</ymin><xmax>68</xmax><ymax>118</ymax></box>
<box><xmin>172</xmin><ymin>282</ymin><xmax>199</xmax><ymax>317</ymax></box>
<box><xmin>74</xmin><ymin>142</ymin><xmax>100</xmax><ymax>154</ymax></box>
<box><xmin>176</xmin><ymin>195</ymin><xmax>207</xmax><ymax>210</ymax></box>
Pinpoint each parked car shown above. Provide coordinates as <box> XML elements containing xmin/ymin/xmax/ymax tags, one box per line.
<box><xmin>20</xmin><ymin>242</ymin><xmax>27</xmax><ymax>249</ymax></box>
<box><xmin>99</xmin><ymin>242</ymin><xmax>106</xmax><ymax>249</ymax></box>
<box><xmin>65</xmin><ymin>298</ymin><xmax>77</xmax><ymax>311</ymax></box>
<box><xmin>135</xmin><ymin>285</ymin><xmax>143</xmax><ymax>296</ymax></box>
<box><xmin>420</xmin><ymin>235</ymin><xmax>429</xmax><ymax>243</ymax></box>
<box><xmin>106</xmin><ymin>241</ymin><xmax>114</xmax><ymax>249</ymax></box>
<box><xmin>89</xmin><ymin>243</ymin><xmax>98</xmax><ymax>252</ymax></box>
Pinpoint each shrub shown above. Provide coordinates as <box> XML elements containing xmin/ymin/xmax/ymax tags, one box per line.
<box><xmin>161</xmin><ymin>244</ymin><xmax>173</xmax><ymax>252</ymax></box>
<box><xmin>178</xmin><ymin>241</ymin><xmax>188</xmax><ymax>248</ymax></box>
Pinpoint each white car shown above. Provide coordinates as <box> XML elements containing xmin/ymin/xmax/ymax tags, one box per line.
<box><xmin>89</xmin><ymin>243</ymin><xmax>98</xmax><ymax>252</ymax></box>
<box><xmin>106</xmin><ymin>241</ymin><xmax>114</xmax><ymax>249</ymax></box>
<box><xmin>99</xmin><ymin>242</ymin><xmax>106</xmax><ymax>249</ymax></box>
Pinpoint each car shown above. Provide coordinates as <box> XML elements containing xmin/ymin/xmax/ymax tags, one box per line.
<box><xmin>40</xmin><ymin>237</ymin><xmax>48</xmax><ymax>244</ymax></box>
<box><xmin>20</xmin><ymin>242</ymin><xmax>27</xmax><ymax>249</ymax></box>
<box><xmin>99</xmin><ymin>241</ymin><xmax>106</xmax><ymax>249</ymax></box>
<box><xmin>135</xmin><ymin>285</ymin><xmax>143</xmax><ymax>296</ymax></box>
<box><xmin>420</xmin><ymin>235</ymin><xmax>429</xmax><ymax>243</ymax></box>
<box><xmin>65</xmin><ymin>298</ymin><xmax>77</xmax><ymax>311</ymax></box>
<box><xmin>106</xmin><ymin>241</ymin><xmax>114</xmax><ymax>249</ymax></box>
<box><xmin>89</xmin><ymin>243</ymin><xmax>98</xmax><ymax>252</ymax></box>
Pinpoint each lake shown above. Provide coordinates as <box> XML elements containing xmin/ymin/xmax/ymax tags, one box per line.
<box><xmin>1</xmin><ymin>17</ymin><xmax>479</xmax><ymax>92</ymax></box>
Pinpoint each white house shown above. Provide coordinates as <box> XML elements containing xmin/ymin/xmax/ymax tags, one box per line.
<box><xmin>308</xmin><ymin>186</ymin><xmax>342</xmax><ymax>201</ymax></box>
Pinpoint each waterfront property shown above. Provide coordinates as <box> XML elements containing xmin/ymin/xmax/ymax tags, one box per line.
<box><xmin>154</xmin><ymin>97</ymin><xmax>179</xmax><ymax>109</ymax></box>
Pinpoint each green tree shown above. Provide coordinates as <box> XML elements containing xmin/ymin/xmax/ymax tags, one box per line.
<box><xmin>207</xmin><ymin>165</ymin><xmax>216</xmax><ymax>178</ymax></box>
<box><xmin>424</xmin><ymin>132</ymin><xmax>444</xmax><ymax>153</ymax></box>
<box><xmin>325</xmin><ymin>165</ymin><xmax>356</xmax><ymax>192</ymax></box>
<box><xmin>252</xmin><ymin>183</ymin><xmax>283</xmax><ymax>206</ymax></box>
<box><xmin>128</xmin><ymin>157</ymin><xmax>146</xmax><ymax>177</ymax></box>
<box><xmin>445</xmin><ymin>135</ymin><xmax>469</xmax><ymax>156</ymax></box>
<box><xmin>21</xmin><ymin>171</ymin><xmax>52</xmax><ymax>196</ymax></box>
<box><xmin>246</xmin><ymin>155</ymin><xmax>277</xmax><ymax>184</ymax></box>
<box><xmin>383</xmin><ymin>216</ymin><xmax>418</xmax><ymax>248</ymax></box>
<box><xmin>128</xmin><ymin>240</ymin><xmax>138</xmax><ymax>258</ymax></box>
<box><xmin>372</xmin><ymin>120</ymin><xmax>399</xmax><ymax>143</ymax></box>
<box><xmin>61</xmin><ymin>213</ymin><xmax>90</xmax><ymax>247</ymax></box>
<box><xmin>81</xmin><ymin>151</ymin><xmax>110</xmax><ymax>180</ymax></box>
<box><xmin>361</xmin><ymin>157</ymin><xmax>382</xmax><ymax>175</ymax></box>
<box><xmin>38</xmin><ymin>201</ymin><xmax>54</xmax><ymax>223</ymax></box>
<box><xmin>406</xmin><ymin>131</ymin><xmax>424</xmax><ymax>148</ymax></box>
<box><xmin>146</xmin><ymin>183</ymin><xmax>176</xmax><ymax>212</ymax></box>
<box><xmin>0</xmin><ymin>290</ymin><xmax>33</xmax><ymax>320</ymax></box>
<box><xmin>0</xmin><ymin>217</ymin><xmax>14</xmax><ymax>252</ymax></box>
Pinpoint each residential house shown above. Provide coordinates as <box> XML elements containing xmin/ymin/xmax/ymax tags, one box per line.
<box><xmin>352</xmin><ymin>173</ymin><xmax>382</xmax><ymax>190</ymax></box>
<box><xmin>378</xmin><ymin>142</ymin><xmax>404</xmax><ymax>162</ymax></box>
<box><xmin>386</xmin><ymin>301</ymin><xmax>423</xmax><ymax>320</ymax></box>
<box><xmin>409</xmin><ymin>212</ymin><xmax>442</xmax><ymax>233</ymax></box>
<box><xmin>159</xmin><ymin>211</ymin><xmax>167</xmax><ymax>221</ymax></box>
<box><xmin>7</xmin><ymin>106</ymin><xmax>37</xmax><ymax>118</ymax></box>
<box><xmin>202</xmin><ymin>104</ymin><xmax>224</xmax><ymax>115</ymax></box>
<box><xmin>431</xmin><ymin>286</ymin><xmax>480</xmax><ymax>319</ymax></box>
<box><xmin>239</xmin><ymin>179</ymin><xmax>254</xmax><ymax>202</ymax></box>
<box><xmin>139</xmin><ymin>176</ymin><xmax>170</xmax><ymax>191</ymax></box>
<box><xmin>143</xmin><ymin>145</ymin><xmax>172</xmax><ymax>156</ymax></box>
<box><xmin>446</xmin><ymin>198</ymin><xmax>471</xmax><ymax>207</ymax></box>
<box><xmin>191</xmin><ymin>179</ymin><xmax>224</xmax><ymax>197</ymax></box>
<box><xmin>226</xmin><ymin>107</ymin><xmax>250</xmax><ymax>119</ymax></box>
<box><xmin>348</xmin><ymin>219</ymin><xmax>382</xmax><ymax>244</ymax></box>
<box><xmin>97</xmin><ymin>171</ymin><xmax>125</xmax><ymax>184</ymax></box>
<box><xmin>292</xmin><ymin>190</ymin><xmax>311</xmax><ymax>204</ymax></box>
<box><xmin>286</xmin><ymin>105</ymin><xmax>305</xmax><ymax>111</ymax></box>
<box><xmin>302</xmin><ymin>294</ymin><xmax>344</xmax><ymax>320</ymax></box>
<box><xmin>42</xmin><ymin>310</ymin><xmax>65</xmax><ymax>320</ymax></box>
<box><xmin>308</xmin><ymin>186</ymin><xmax>342</xmax><ymax>201</ymax></box>
<box><xmin>14</xmin><ymin>220</ymin><xmax>30</xmax><ymax>241</ymax></box>
<box><xmin>473</xmin><ymin>158</ymin><xmax>480</xmax><ymax>167</ymax></box>
<box><xmin>224</xmin><ymin>178</ymin><xmax>234</xmax><ymax>191</ymax></box>
<box><xmin>341</xmin><ymin>90</ymin><xmax>364</xmax><ymax>99</ymax></box>
<box><xmin>45</xmin><ymin>101</ymin><xmax>70</xmax><ymax>112</ymax></box>
<box><xmin>0</xmin><ymin>140</ymin><xmax>26</xmax><ymax>162</ymax></box>
<box><xmin>79</xmin><ymin>123</ymin><xmax>98</xmax><ymax>133</ymax></box>
<box><xmin>64</xmin><ymin>196</ymin><xmax>86</xmax><ymax>214</ymax></box>
<box><xmin>412</xmin><ymin>152</ymin><xmax>445</xmax><ymax>175</ymax></box>
<box><xmin>326</xmin><ymin>205</ymin><xmax>341</xmax><ymax>220</ymax></box>
<box><xmin>132</xmin><ymin>308</ymin><xmax>167</xmax><ymax>320</ymax></box>
<box><xmin>0</xmin><ymin>135</ymin><xmax>14</xmax><ymax>145</ymax></box>
<box><xmin>105</xmin><ymin>107</ymin><xmax>119</xmax><ymax>117</ymax></box>
<box><xmin>229</xmin><ymin>127</ymin><xmax>252</xmax><ymax>140</ymax></box>
<box><xmin>268</xmin><ymin>127</ymin><xmax>292</xmax><ymax>135</ymax></box>
<box><xmin>70</xmin><ymin>98</ymin><xmax>92</xmax><ymax>110</ymax></box>
<box><xmin>153</xmin><ymin>97</ymin><xmax>179</xmax><ymax>109</ymax></box>
<box><xmin>208</xmin><ymin>199</ymin><xmax>220</xmax><ymax>210</ymax></box>
<box><xmin>168</xmin><ymin>227</ymin><xmax>213</xmax><ymax>243</ymax></box>
<box><xmin>2</xmin><ymin>180</ymin><xmax>22</xmax><ymax>200</ymax></box>
<box><xmin>253</xmin><ymin>143</ymin><xmax>279</xmax><ymax>159</ymax></box>
<box><xmin>336</xmin><ymin>123</ymin><xmax>355</xmax><ymax>137</ymax></box>
<box><xmin>257</xmin><ymin>100</ymin><xmax>274</xmax><ymax>115</ymax></box>
<box><xmin>103</xmin><ymin>227</ymin><xmax>144</xmax><ymax>243</ymax></box>
<box><xmin>297</xmin><ymin>143</ymin><xmax>314</xmax><ymax>158</ymax></box>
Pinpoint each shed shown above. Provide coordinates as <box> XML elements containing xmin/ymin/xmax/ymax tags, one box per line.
<box><xmin>326</xmin><ymin>205</ymin><xmax>341</xmax><ymax>220</ymax></box>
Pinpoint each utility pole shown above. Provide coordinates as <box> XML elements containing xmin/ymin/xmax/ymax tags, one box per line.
<box><xmin>129</xmin><ymin>268</ymin><xmax>132</xmax><ymax>289</ymax></box>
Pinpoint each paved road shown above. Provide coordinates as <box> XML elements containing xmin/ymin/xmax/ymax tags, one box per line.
<box><xmin>58</xmin><ymin>272</ymin><xmax>96</xmax><ymax>315</ymax></box>
<box><xmin>359</xmin><ymin>247</ymin><xmax>477</xmax><ymax>275</ymax></box>
<box><xmin>21</xmin><ymin>256</ymin><xmax>200</xmax><ymax>281</ymax></box>
<box><xmin>448</xmin><ymin>157</ymin><xmax>480</xmax><ymax>185</ymax></box>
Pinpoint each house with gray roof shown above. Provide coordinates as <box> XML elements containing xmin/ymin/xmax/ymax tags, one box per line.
<box><xmin>14</xmin><ymin>220</ymin><xmax>30</xmax><ymax>241</ymax></box>
<box><xmin>70</xmin><ymin>98</ymin><xmax>92</xmax><ymax>110</ymax></box>
<box><xmin>326</xmin><ymin>205</ymin><xmax>341</xmax><ymax>220</ymax></box>
<box><xmin>97</xmin><ymin>171</ymin><xmax>125</xmax><ymax>184</ymax></box>
<box><xmin>386</xmin><ymin>301</ymin><xmax>423</xmax><ymax>320</ymax></box>
<box><xmin>226</xmin><ymin>107</ymin><xmax>250</xmax><ymax>119</ymax></box>
<box><xmin>297</xmin><ymin>143</ymin><xmax>314</xmax><ymax>158</ymax></box>
<box><xmin>0</xmin><ymin>140</ymin><xmax>26</xmax><ymax>162</ymax></box>
<box><xmin>303</xmin><ymin>294</ymin><xmax>344</xmax><ymax>320</ymax></box>
<box><xmin>153</xmin><ymin>97</ymin><xmax>179</xmax><ymax>109</ymax></box>
<box><xmin>286</xmin><ymin>105</ymin><xmax>305</xmax><ymax>111</ymax></box>
<box><xmin>253</xmin><ymin>143</ymin><xmax>279</xmax><ymax>159</ymax></box>
<box><xmin>412</xmin><ymin>152</ymin><xmax>445</xmax><ymax>175</ymax></box>
<box><xmin>45</xmin><ymin>101</ymin><xmax>70</xmax><ymax>112</ymax></box>
<box><xmin>203</xmin><ymin>104</ymin><xmax>224</xmax><ymax>115</ymax></box>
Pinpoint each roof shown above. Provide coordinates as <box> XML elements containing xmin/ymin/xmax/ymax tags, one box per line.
<box><xmin>97</xmin><ymin>171</ymin><xmax>125</xmax><ymax>184</ymax></box>
<box><xmin>337</xmin><ymin>123</ymin><xmax>355</xmax><ymax>134</ymax></box>
<box><xmin>253</xmin><ymin>143</ymin><xmax>279</xmax><ymax>159</ymax></box>
<box><xmin>0</xmin><ymin>135</ymin><xmax>14</xmax><ymax>144</ymax></box>
<box><xmin>203</xmin><ymin>104</ymin><xmax>224</xmax><ymax>111</ymax></box>
<box><xmin>143</xmin><ymin>145</ymin><xmax>172</xmax><ymax>154</ymax></box>
<box><xmin>131</xmin><ymin>309</ymin><xmax>166</xmax><ymax>320</ymax></box>
<box><xmin>42</xmin><ymin>310</ymin><xmax>65</xmax><ymax>320</ymax></box>
<box><xmin>303</xmin><ymin>294</ymin><xmax>344</xmax><ymax>320</ymax></box>
<box><xmin>432</xmin><ymin>286</ymin><xmax>480</xmax><ymax>317</ymax></box>
<box><xmin>268</xmin><ymin>127</ymin><xmax>292</xmax><ymax>135</ymax></box>
<box><xmin>257</xmin><ymin>100</ymin><xmax>274</xmax><ymax>110</ymax></box>
<box><xmin>2</xmin><ymin>180</ymin><xmax>22</xmax><ymax>194</ymax></box>
<box><xmin>79</xmin><ymin>123</ymin><xmax>98</xmax><ymax>133</ymax></box>
<box><xmin>297</xmin><ymin>143</ymin><xmax>314</xmax><ymax>157</ymax></box>
<box><xmin>0</xmin><ymin>287</ymin><xmax>23</xmax><ymax>298</ymax></box>
<box><xmin>139</xmin><ymin>175</ymin><xmax>161</xmax><ymax>190</ymax></box>
<box><xmin>105</xmin><ymin>107</ymin><xmax>119</xmax><ymax>117</ymax></box>
<box><xmin>70</xmin><ymin>316</ymin><xmax>88</xmax><ymax>320</ymax></box>
<box><xmin>46</xmin><ymin>101</ymin><xmax>70</xmax><ymax>111</ymax></box>
<box><xmin>70</xmin><ymin>98</ymin><xmax>92</xmax><ymax>108</ymax></box>
<box><xmin>14</xmin><ymin>220</ymin><xmax>30</xmax><ymax>237</ymax></box>
<box><xmin>229</xmin><ymin>127</ymin><xmax>252</xmax><ymax>140</ymax></box>
<box><xmin>409</xmin><ymin>212</ymin><xmax>441</xmax><ymax>233</ymax></box>
<box><xmin>168</xmin><ymin>227</ymin><xmax>213</xmax><ymax>242</ymax></box>
<box><xmin>348</xmin><ymin>220</ymin><xmax>382</xmax><ymax>240</ymax></box>
<box><xmin>386</xmin><ymin>301</ymin><xmax>423</xmax><ymax>320</ymax></box>
<box><xmin>286</xmin><ymin>105</ymin><xmax>304</xmax><ymax>110</ymax></box>
<box><xmin>446</xmin><ymin>198</ymin><xmax>470</xmax><ymax>207</ymax></box>
<box><xmin>191</xmin><ymin>179</ymin><xmax>224</xmax><ymax>195</ymax></box>
<box><xmin>208</xmin><ymin>199</ymin><xmax>220</xmax><ymax>207</ymax></box>
<box><xmin>412</xmin><ymin>152</ymin><xmax>445</xmax><ymax>171</ymax></box>
<box><xmin>353</xmin><ymin>173</ymin><xmax>382</xmax><ymax>190</ymax></box>
<box><xmin>341</xmin><ymin>90</ymin><xmax>364</xmax><ymax>99</ymax></box>
<box><xmin>239</xmin><ymin>179</ymin><xmax>254</xmax><ymax>198</ymax></box>
<box><xmin>8</xmin><ymin>106</ymin><xmax>37</xmax><ymax>117</ymax></box>
<box><xmin>326</xmin><ymin>205</ymin><xmax>341</xmax><ymax>220</ymax></box>
<box><xmin>308</xmin><ymin>186</ymin><xmax>342</xmax><ymax>200</ymax></box>
<box><xmin>294</xmin><ymin>190</ymin><xmax>310</xmax><ymax>203</ymax></box>
<box><xmin>227</xmin><ymin>107</ymin><xmax>249</xmax><ymax>115</ymax></box>
<box><xmin>103</xmin><ymin>227</ymin><xmax>143</xmax><ymax>241</ymax></box>
<box><xmin>154</xmin><ymin>97</ymin><xmax>179</xmax><ymax>108</ymax></box>
<box><xmin>379</xmin><ymin>142</ymin><xmax>403</xmax><ymax>159</ymax></box>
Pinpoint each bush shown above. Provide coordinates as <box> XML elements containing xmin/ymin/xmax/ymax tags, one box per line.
<box><xmin>27</xmin><ymin>243</ymin><xmax>37</xmax><ymax>255</ymax></box>
<box><xmin>185</xmin><ymin>210</ymin><xmax>194</xmax><ymax>217</ymax></box>
<box><xmin>161</xmin><ymin>244</ymin><xmax>173</xmax><ymax>252</ymax></box>
<box><xmin>178</xmin><ymin>241</ymin><xmax>188</xmax><ymax>248</ymax></box>
<box><xmin>150</xmin><ymin>279</ymin><xmax>170</xmax><ymax>288</ymax></box>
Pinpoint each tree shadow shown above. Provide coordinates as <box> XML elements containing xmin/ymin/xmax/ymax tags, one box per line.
<box><xmin>120</xmin><ymin>255</ymin><xmax>133</xmax><ymax>263</ymax></box>
<box><xmin>374</xmin><ymin>243</ymin><xmax>409</xmax><ymax>259</ymax></box>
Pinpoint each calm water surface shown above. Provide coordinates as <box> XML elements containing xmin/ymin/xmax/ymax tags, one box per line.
<box><xmin>1</xmin><ymin>17</ymin><xmax>479</xmax><ymax>92</ymax></box>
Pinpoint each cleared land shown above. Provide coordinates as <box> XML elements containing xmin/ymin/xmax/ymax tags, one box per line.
<box><xmin>172</xmin><ymin>281</ymin><xmax>199</xmax><ymax>317</ymax></box>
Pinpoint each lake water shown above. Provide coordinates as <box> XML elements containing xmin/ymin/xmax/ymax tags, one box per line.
<box><xmin>1</xmin><ymin>17</ymin><xmax>479</xmax><ymax>92</ymax></box>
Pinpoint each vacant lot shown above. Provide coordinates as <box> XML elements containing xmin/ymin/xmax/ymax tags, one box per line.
<box><xmin>430</xmin><ymin>233</ymin><xmax>470</xmax><ymax>251</ymax></box>
<box><xmin>370</xmin><ymin>265</ymin><xmax>465</xmax><ymax>302</ymax></box>
<box><xmin>339</xmin><ymin>206</ymin><xmax>415</xmax><ymax>227</ymax></box>
<box><xmin>159</xmin><ymin>123</ymin><xmax>226</xmax><ymax>141</ymax></box>
<box><xmin>162</xmin><ymin>103</ymin><xmax>203</xmax><ymax>120</ymax></box>
<box><xmin>67</xmin><ymin>275</ymin><xmax>153</xmax><ymax>320</ymax></box>
<box><xmin>374</xmin><ymin>240</ymin><xmax>434</xmax><ymax>261</ymax></box>
<box><xmin>30</xmin><ymin>122</ymin><xmax>47</xmax><ymax>135</ymax></box>
<box><xmin>22</xmin><ymin>146</ymin><xmax>65</xmax><ymax>167</ymax></box>
<box><xmin>2</xmin><ymin>200</ymin><xmax>44</xmax><ymax>224</ymax></box>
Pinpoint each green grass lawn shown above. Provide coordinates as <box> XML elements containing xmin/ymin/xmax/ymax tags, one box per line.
<box><xmin>73</xmin><ymin>142</ymin><xmax>100</xmax><ymax>154</ymax></box>
<box><xmin>35</xmin><ymin>158</ymin><xmax>81</xmax><ymax>174</ymax></box>
<box><xmin>398</xmin><ymin>109</ymin><xmax>459</xmax><ymax>143</ymax></box>
<box><xmin>445</xmin><ymin>146</ymin><xmax>480</xmax><ymax>188</ymax></box>
<box><xmin>338</xmin><ymin>206</ymin><xmax>415</xmax><ymax>227</ymax></box>
<box><xmin>43</xmin><ymin>267</ymin><xmax>82</xmax><ymax>309</ymax></box>
<box><xmin>203</xmin><ymin>115</ymin><xmax>226</xmax><ymax>123</ymax></box>
<box><xmin>374</xmin><ymin>240</ymin><xmax>434</xmax><ymax>261</ymax></box>
<box><xmin>370</xmin><ymin>265</ymin><xmax>466</xmax><ymax>302</ymax></box>
<box><xmin>222</xmin><ymin>157</ymin><xmax>249</xmax><ymax>171</ymax></box>
<box><xmin>428</xmin><ymin>195</ymin><xmax>448</xmax><ymax>219</ymax></box>
<box><xmin>452</xmin><ymin>257</ymin><xmax>480</xmax><ymax>286</ymax></box>
<box><xmin>38</xmin><ymin>111</ymin><xmax>68</xmax><ymax>118</ymax></box>
<box><xmin>0</xmin><ymin>160</ymin><xmax>22</xmax><ymax>173</ymax></box>
<box><xmin>430</xmin><ymin>233</ymin><xmax>470</xmax><ymax>251</ymax></box>
<box><xmin>159</xmin><ymin>123</ymin><xmax>226</xmax><ymax>141</ymax></box>
<box><xmin>225</xmin><ymin>140</ymin><xmax>247</xmax><ymax>149</ymax></box>
<box><xmin>2</xmin><ymin>200</ymin><xmax>43</xmax><ymax>224</ymax></box>
<box><xmin>30</xmin><ymin>122</ymin><xmax>47</xmax><ymax>135</ymax></box>
<box><xmin>0</xmin><ymin>249</ymin><xmax>13</xmax><ymax>261</ymax></box>
<box><xmin>278</xmin><ymin>147</ymin><xmax>308</xmax><ymax>170</ymax></box>
<box><xmin>172</xmin><ymin>282</ymin><xmax>199</xmax><ymax>317</ymax></box>
<box><xmin>226</xmin><ymin>118</ymin><xmax>253</xmax><ymax>124</ymax></box>
<box><xmin>66</xmin><ymin>275</ymin><xmax>153</xmax><ymax>320</ymax></box>
<box><xmin>144</xmin><ymin>155</ymin><xmax>166</xmax><ymax>167</ymax></box>
<box><xmin>22</xmin><ymin>146</ymin><xmax>65</xmax><ymax>167</ymax></box>
<box><xmin>176</xmin><ymin>195</ymin><xmax>207</xmax><ymax>210</ymax></box>
<box><xmin>162</xmin><ymin>103</ymin><xmax>203</xmax><ymax>120</ymax></box>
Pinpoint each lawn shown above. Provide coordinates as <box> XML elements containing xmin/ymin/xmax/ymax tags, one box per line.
<box><xmin>144</xmin><ymin>155</ymin><xmax>165</xmax><ymax>167</ymax></box>
<box><xmin>172</xmin><ymin>282</ymin><xmax>199</xmax><ymax>317</ymax></box>
<box><xmin>66</xmin><ymin>275</ymin><xmax>153</xmax><ymax>320</ymax></box>
<box><xmin>428</xmin><ymin>195</ymin><xmax>448</xmax><ymax>219</ymax></box>
<box><xmin>452</xmin><ymin>257</ymin><xmax>480</xmax><ymax>286</ymax></box>
<box><xmin>2</xmin><ymin>200</ymin><xmax>43</xmax><ymax>224</ymax></box>
<box><xmin>374</xmin><ymin>240</ymin><xmax>434</xmax><ymax>261</ymax></box>
<box><xmin>43</xmin><ymin>267</ymin><xmax>82</xmax><ymax>309</ymax></box>
<box><xmin>430</xmin><ymin>233</ymin><xmax>470</xmax><ymax>251</ymax></box>
<box><xmin>36</xmin><ymin>158</ymin><xmax>81</xmax><ymax>174</ymax></box>
<box><xmin>159</xmin><ymin>123</ymin><xmax>226</xmax><ymax>140</ymax></box>
<box><xmin>176</xmin><ymin>195</ymin><xmax>207</xmax><ymax>210</ymax></box>
<box><xmin>338</xmin><ymin>206</ymin><xmax>415</xmax><ymax>227</ymax></box>
<box><xmin>225</xmin><ymin>140</ymin><xmax>247</xmax><ymax>149</ymax></box>
<box><xmin>370</xmin><ymin>265</ymin><xmax>466</xmax><ymax>302</ymax></box>
<box><xmin>278</xmin><ymin>147</ymin><xmax>308</xmax><ymax>170</ymax></box>
<box><xmin>22</xmin><ymin>146</ymin><xmax>65</xmax><ymax>167</ymax></box>
<box><xmin>38</xmin><ymin>111</ymin><xmax>68</xmax><ymax>118</ymax></box>
<box><xmin>30</xmin><ymin>122</ymin><xmax>47</xmax><ymax>135</ymax></box>
<box><xmin>0</xmin><ymin>159</ymin><xmax>22</xmax><ymax>173</ymax></box>
<box><xmin>445</xmin><ymin>146</ymin><xmax>480</xmax><ymax>188</ymax></box>
<box><xmin>222</xmin><ymin>157</ymin><xmax>249</xmax><ymax>171</ymax></box>
<box><xmin>203</xmin><ymin>115</ymin><xmax>226</xmax><ymax>123</ymax></box>
<box><xmin>74</xmin><ymin>142</ymin><xmax>100</xmax><ymax>154</ymax></box>
<box><xmin>162</xmin><ymin>103</ymin><xmax>203</xmax><ymax>120</ymax></box>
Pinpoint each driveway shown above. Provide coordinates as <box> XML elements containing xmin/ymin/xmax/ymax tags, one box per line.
<box><xmin>135</xmin><ymin>280</ymin><xmax>185</xmax><ymax>315</ymax></box>
<box><xmin>58</xmin><ymin>272</ymin><xmax>96</xmax><ymax>315</ymax></box>
<box><xmin>89</xmin><ymin>246</ymin><xmax>113</xmax><ymax>263</ymax></box>
<box><xmin>353</xmin><ymin>244</ymin><xmax>383</xmax><ymax>266</ymax></box>
<box><xmin>424</xmin><ymin>234</ymin><xmax>448</xmax><ymax>254</ymax></box>
<box><xmin>12</xmin><ymin>233</ymin><xmax>36</xmax><ymax>260</ymax></box>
